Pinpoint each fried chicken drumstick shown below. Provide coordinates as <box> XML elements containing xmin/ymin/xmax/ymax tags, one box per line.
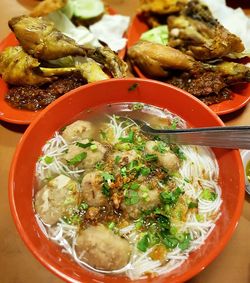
<box><xmin>8</xmin><ymin>15</ymin><xmax>86</xmax><ymax>61</ymax></box>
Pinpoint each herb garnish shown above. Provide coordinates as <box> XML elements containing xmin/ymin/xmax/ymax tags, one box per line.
<box><xmin>68</xmin><ymin>152</ymin><xmax>87</xmax><ymax>165</ymax></box>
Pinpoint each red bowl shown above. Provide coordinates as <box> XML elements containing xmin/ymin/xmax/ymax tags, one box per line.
<box><xmin>9</xmin><ymin>78</ymin><xmax>245</xmax><ymax>283</ymax></box>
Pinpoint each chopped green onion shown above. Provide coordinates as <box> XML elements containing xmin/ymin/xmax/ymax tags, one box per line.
<box><xmin>124</xmin><ymin>190</ymin><xmax>140</xmax><ymax>205</ymax></box>
<box><xmin>79</xmin><ymin>202</ymin><xmax>88</xmax><ymax>210</ymax></box>
<box><xmin>188</xmin><ymin>201</ymin><xmax>198</xmax><ymax>209</ymax></box>
<box><xmin>119</xmin><ymin>130</ymin><xmax>134</xmax><ymax>143</ymax></box>
<box><xmin>95</xmin><ymin>161</ymin><xmax>104</xmax><ymax>170</ymax></box>
<box><xmin>90</xmin><ymin>144</ymin><xmax>97</xmax><ymax>151</ymax></box>
<box><xmin>137</xmin><ymin>234</ymin><xmax>149</xmax><ymax>252</ymax></box>
<box><xmin>44</xmin><ymin>156</ymin><xmax>54</xmax><ymax>164</ymax></box>
<box><xmin>140</xmin><ymin>167</ymin><xmax>151</xmax><ymax>176</ymax></box>
<box><xmin>68</xmin><ymin>152</ymin><xmax>87</xmax><ymax>165</ymax></box>
<box><xmin>145</xmin><ymin>153</ymin><xmax>158</xmax><ymax>162</ymax></box>
<box><xmin>115</xmin><ymin>155</ymin><xmax>121</xmax><ymax>164</ymax></box>
<box><xmin>108</xmin><ymin>222</ymin><xmax>115</xmax><ymax>230</ymax></box>
<box><xmin>200</xmin><ymin>188</ymin><xmax>217</xmax><ymax>201</ymax></box>
<box><xmin>76</xmin><ymin>141</ymin><xmax>93</xmax><ymax>148</ymax></box>
<box><xmin>160</xmin><ymin>187</ymin><xmax>183</xmax><ymax>205</ymax></box>
<box><xmin>130</xmin><ymin>182</ymin><xmax>140</xmax><ymax>190</ymax></box>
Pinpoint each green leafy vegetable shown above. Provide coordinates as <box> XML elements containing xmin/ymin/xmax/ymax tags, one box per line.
<box><xmin>140</xmin><ymin>25</ymin><xmax>169</xmax><ymax>45</ymax></box>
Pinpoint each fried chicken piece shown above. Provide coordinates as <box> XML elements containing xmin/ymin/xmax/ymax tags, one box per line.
<box><xmin>30</xmin><ymin>0</ymin><xmax>67</xmax><ymax>17</ymax></box>
<box><xmin>168</xmin><ymin>0</ymin><xmax>244</xmax><ymax>60</ymax></box>
<box><xmin>138</xmin><ymin>0</ymin><xmax>188</xmax><ymax>27</ymax></box>
<box><xmin>8</xmin><ymin>15</ymin><xmax>85</xmax><ymax>60</ymax></box>
<box><xmin>86</xmin><ymin>46</ymin><xmax>128</xmax><ymax>78</ymax></box>
<box><xmin>128</xmin><ymin>40</ymin><xmax>250</xmax><ymax>100</ymax></box>
<box><xmin>0</xmin><ymin>46</ymin><xmax>56</xmax><ymax>85</ymax></box>
<box><xmin>127</xmin><ymin>40</ymin><xmax>198</xmax><ymax>78</ymax></box>
<box><xmin>0</xmin><ymin>46</ymin><xmax>81</xmax><ymax>86</ymax></box>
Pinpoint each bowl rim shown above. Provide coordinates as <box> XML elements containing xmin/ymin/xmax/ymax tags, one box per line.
<box><xmin>8</xmin><ymin>78</ymin><xmax>245</xmax><ymax>283</ymax></box>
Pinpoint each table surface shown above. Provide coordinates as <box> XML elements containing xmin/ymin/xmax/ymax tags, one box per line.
<box><xmin>0</xmin><ymin>1</ymin><xmax>250</xmax><ymax>282</ymax></box>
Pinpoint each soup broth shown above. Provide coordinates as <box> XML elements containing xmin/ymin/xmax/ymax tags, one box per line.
<box><xmin>34</xmin><ymin>103</ymin><xmax>222</xmax><ymax>279</ymax></box>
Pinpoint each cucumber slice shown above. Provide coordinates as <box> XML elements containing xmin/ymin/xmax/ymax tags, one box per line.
<box><xmin>61</xmin><ymin>0</ymin><xmax>75</xmax><ymax>19</ymax></box>
<box><xmin>72</xmin><ymin>0</ymin><xmax>105</xmax><ymax>20</ymax></box>
<box><xmin>140</xmin><ymin>25</ymin><xmax>169</xmax><ymax>45</ymax></box>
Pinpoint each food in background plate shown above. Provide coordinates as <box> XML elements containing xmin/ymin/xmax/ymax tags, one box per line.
<box><xmin>128</xmin><ymin>41</ymin><xmax>250</xmax><ymax>105</ymax></box>
<box><xmin>128</xmin><ymin>0</ymin><xmax>250</xmax><ymax>105</ymax></box>
<box><xmin>0</xmin><ymin>15</ymin><xmax>127</xmax><ymax>111</ymax></box>
<box><xmin>31</xmin><ymin>0</ymin><xmax>130</xmax><ymax>53</ymax></box>
<box><xmin>34</xmin><ymin>103</ymin><xmax>222</xmax><ymax>279</ymax></box>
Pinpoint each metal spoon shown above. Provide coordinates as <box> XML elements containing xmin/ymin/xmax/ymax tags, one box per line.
<box><xmin>133</xmin><ymin>119</ymin><xmax>250</xmax><ymax>149</ymax></box>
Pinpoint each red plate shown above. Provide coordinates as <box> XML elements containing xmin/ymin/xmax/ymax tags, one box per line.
<box><xmin>0</xmin><ymin>8</ymin><xmax>127</xmax><ymax>125</ymax></box>
<box><xmin>127</xmin><ymin>15</ymin><xmax>250</xmax><ymax>116</ymax></box>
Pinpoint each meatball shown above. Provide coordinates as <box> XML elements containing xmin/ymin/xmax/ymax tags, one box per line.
<box><xmin>75</xmin><ymin>225</ymin><xmax>131</xmax><ymax>270</ymax></box>
<box><xmin>145</xmin><ymin>141</ymin><xmax>180</xmax><ymax>172</ymax></box>
<box><xmin>62</xmin><ymin>120</ymin><xmax>95</xmax><ymax>143</ymax></box>
<box><xmin>63</xmin><ymin>140</ymin><xmax>107</xmax><ymax>169</ymax></box>
<box><xmin>81</xmin><ymin>171</ymin><xmax>107</xmax><ymax>207</ymax></box>
<box><xmin>34</xmin><ymin>175</ymin><xmax>80</xmax><ymax>225</ymax></box>
<box><xmin>121</xmin><ymin>184</ymin><xmax>160</xmax><ymax>219</ymax></box>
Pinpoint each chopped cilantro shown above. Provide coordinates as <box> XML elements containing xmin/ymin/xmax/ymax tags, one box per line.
<box><xmin>153</xmin><ymin>141</ymin><xmax>167</xmax><ymax>154</ymax></box>
<box><xmin>102</xmin><ymin>184</ymin><xmax>110</xmax><ymax>196</ymax></box>
<box><xmin>188</xmin><ymin>201</ymin><xmax>198</xmax><ymax>209</ymax></box>
<box><xmin>68</xmin><ymin>152</ymin><xmax>87</xmax><ymax>165</ymax></box>
<box><xmin>101</xmin><ymin>172</ymin><xmax>114</xmax><ymax>182</ymax></box>
<box><xmin>160</xmin><ymin>187</ymin><xmax>183</xmax><ymax>205</ymax></box>
<box><xmin>171</xmin><ymin>146</ymin><xmax>186</xmax><ymax>160</ymax></box>
<box><xmin>169</xmin><ymin>118</ymin><xmax>179</xmax><ymax>130</ymax></box>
